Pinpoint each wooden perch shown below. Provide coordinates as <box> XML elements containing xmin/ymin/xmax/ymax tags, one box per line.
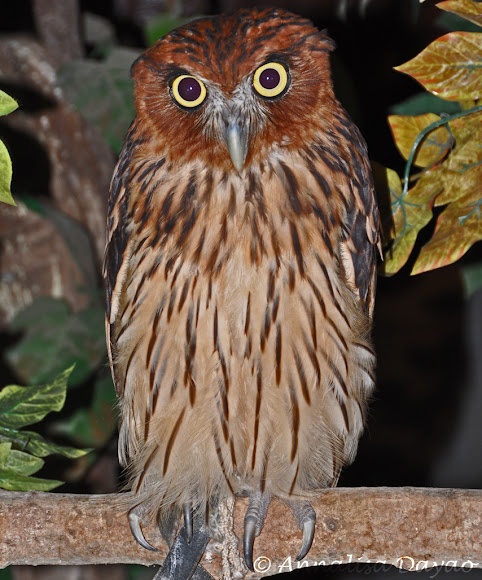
<box><xmin>0</xmin><ymin>488</ymin><xmax>480</xmax><ymax>577</ymax></box>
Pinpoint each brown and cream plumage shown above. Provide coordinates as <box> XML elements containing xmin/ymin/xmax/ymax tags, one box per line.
<box><xmin>104</xmin><ymin>7</ymin><xmax>380</xmax><ymax>577</ymax></box>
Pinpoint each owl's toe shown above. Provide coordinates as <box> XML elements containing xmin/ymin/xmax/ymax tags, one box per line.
<box><xmin>287</xmin><ymin>500</ymin><xmax>316</xmax><ymax>561</ymax></box>
<box><xmin>183</xmin><ymin>501</ymin><xmax>193</xmax><ymax>543</ymax></box>
<box><xmin>243</xmin><ymin>491</ymin><xmax>271</xmax><ymax>571</ymax></box>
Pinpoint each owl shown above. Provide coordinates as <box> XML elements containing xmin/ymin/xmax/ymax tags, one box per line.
<box><xmin>104</xmin><ymin>7</ymin><xmax>380</xmax><ymax>578</ymax></box>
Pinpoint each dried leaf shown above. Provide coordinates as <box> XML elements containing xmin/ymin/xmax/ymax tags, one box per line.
<box><xmin>388</xmin><ymin>113</ymin><xmax>452</xmax><ymax>167</ymax></box>
<box><xmin>395</xmin><ymin>31</ymin><xmax>482</xmax><ymax>101</ymax></box>
<box><xmin>437</xmin><ymin>0</ymin><xmax>482</xmax><ymax>28</ymax></box>
<box><xmin>435</xmin><ymin>111</ymin><xmax>482</xmax><ymax>204</ymax></box>
<box><xmin>380</xmin><ymin>168</ymin><xmax>438</xmax><ymax>275</ymax></box>
<box><xmin>412</xmin><ymin>183</ymin><xmax>482</xmax><ymax>274</ymax></box>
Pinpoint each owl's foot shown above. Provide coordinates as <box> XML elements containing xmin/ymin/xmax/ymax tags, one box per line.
<box><xmin>243</xmin><ymin>491</ymin><xmax>271</xmax><ymax>571</ymax></box>
<box><xmin>129</xmin><ymin>503</ymin><xmax>213</xmax><ymax>580</ymax></box>
<box><xmin>243</xmin><ymin>494</ymin><xmax>316</xmax><ymax>570</ymax></box>
<box><xmin>286</xmin><ymin>500</ymin><xmax>316</xmax><ymax>561</ymax></box>
<box><xmin>129</xmin><ymin>501</ymin><xmax>195</xmax><ymax>551</ymax></box>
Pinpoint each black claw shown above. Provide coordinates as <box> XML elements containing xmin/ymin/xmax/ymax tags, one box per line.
<box><xmin>243</xmin><ymin>492</ymin><xmax>271</xmax><ymax>571</ymax></box>
<box><xmin>243</xmin><ymin>515</ymin><xmax>257</xmax><ymax>572</ymax></box>
<box><xmin>296</xmin><ymin>516</ymin><xmax>316</xmax><ymax>561</ymax></box>
<box><xmin>183</xmin><ymin>502</ymin><xmax>193</xmax><ymax>543</ymax></box>
<box><xmin>289</xmin><ymin>501</ymin><xmax>316</xmax><ymax>561</ymax></box>
<box><xmin>128</xmin><ymin>509</ymin><xmax>158</xmax><ymax>552</ymax></box>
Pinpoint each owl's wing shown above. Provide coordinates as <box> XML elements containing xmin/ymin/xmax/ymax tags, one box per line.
<box><xmin>103</xmin><ymin>150</ymin><xmax>132</xmax><ymax>394</ymax></box>
<box><xmin>339</xmin><ymin>126</ymin><xmax>382</xmax><ymax>317</ymax></box>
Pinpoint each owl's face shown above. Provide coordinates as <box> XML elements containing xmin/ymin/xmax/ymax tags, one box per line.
<box><xmin>131</xmin><ymin>8</ymin><xmax>337</xmax><ymax>172</ymax></box>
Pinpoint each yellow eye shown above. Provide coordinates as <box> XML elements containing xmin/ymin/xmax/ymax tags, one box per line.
<box><xmin>171</xmin><ymin>75</ymin><xmax>207</xmax><ymax>108</ymax></box>
<box><xmin>253</xmin><ymin>62</ymin><xmax>289</xmax><ymax>98</ymax></box>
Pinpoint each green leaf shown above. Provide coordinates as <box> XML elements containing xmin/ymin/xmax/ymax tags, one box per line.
<box><xmin>0</xmin><ymin>366</ymin><xmax>89</xmax><ymax>491</ymax></box>
<box><xmin>0</xmin><ymin>90</ymin><xmax>18</xmax><ymax>117</ymax></box>
<box><xmin>0</xmin><ymin>366</ymin><xmax>74</xmax><ymax>429</ymax></box>
<box><xmin>6</xmin><ymin>449</ymin><xmax>44</xmax><ymax>476</ymax></box>
<box><xmin>0</xmin><ymin>441</ymin><xmax>11</xmax><ymax>465</ymax></box>
<box><xmin>0</xmin><ymin>426</ymin><xmax>88</xmax><ymax>458</ymax></box>
<box><xmin>0</xmin><ymin>139</ymin><xmax>16</xmax><ymax>206</ymax></box>
<box><xmin>6</xmin><ymin>297</ymin><xmax>106</xmax><ymax>386</ymax></box>
<box><xmin>0</xmin><ymin>468</ymin><xmax>62</xmax><ymax>491</ymax></box>
<box><xmin>0</xmin><ymin>441</ymin><xmax>47</xmax><ymax>477</ymax></box>
<box><xmin>390</xmin><ymin>92</ymin><xmax>461</xmax><ymax>116</ymax></box>
<box><xmin>0</xmin><ymin>90</ymin><xmax>18</xmax><ymax>206</ymax></box>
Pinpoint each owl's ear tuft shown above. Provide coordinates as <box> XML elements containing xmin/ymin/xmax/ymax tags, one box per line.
<box><xmin>318</xmin><ymin>31</ymin><xmax>336</xmax><ymax>53</ymax></box>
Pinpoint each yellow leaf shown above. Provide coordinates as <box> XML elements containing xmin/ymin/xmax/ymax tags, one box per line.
<box><xmin>437</xmin><ymin>0</ymin><xmax>482</xmax><ymax>28</ymax></box>
<box><xmin>412</xmin><ymin>183</ymin><xmax>482</xmax><ymax>274</ymax></box>
<box><xmin>395</xmin><ymin>31</ymin><xmax>482</xmax><ymax>101</ymax></box>
<box><xmin>380</xmin><ymin>167</ymin><xmax>437</xmax><ymax>275</ymax></box>
<box><xmin>435</xmin><ymin>111</ymin><xmax>482</xmax><ymax>205</ymax></box>
<box><xmin>388</xmin><ymin>113</ymin><xmax>452</xmax><ymax>167</ymax></box>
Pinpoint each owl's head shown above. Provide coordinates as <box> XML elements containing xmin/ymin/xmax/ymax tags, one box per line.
<box><xmin>131</xmin><ymin>8</ymin><xmax>337</xmax><ymax>172</ymax></box>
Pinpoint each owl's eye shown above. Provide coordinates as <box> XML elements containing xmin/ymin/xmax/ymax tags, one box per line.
<box><xmin>252</xmin><ymin>62</ymin><xmax>289</xmax><ymax>99</ymax></box>
<box><xmin>170</xmin><ymin>75</ymin><xmax>207</xmax><ymax>109</ymax></box>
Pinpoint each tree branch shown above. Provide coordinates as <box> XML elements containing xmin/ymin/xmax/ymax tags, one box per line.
<box><xmin>33</xmin><ymin>0</ymin><xmax>83</xmax><ymax>66</ymax></box>
<box><xmin>0</xmin><ymin>488</ymin><xmax>480</xmax><ymax>577</ymax></box>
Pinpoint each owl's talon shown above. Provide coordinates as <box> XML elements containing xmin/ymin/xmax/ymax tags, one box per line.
<box><xmin>128</xmin><ymin>509</ymin><xmax>158</xmax><ymax>552</ymax></box>
<box><xmin>183</xmin><ymin>501</ymin><xmax>193</xmax><ymax>543</ymax></box>
<box><xmin>296</xmin><ymin>516</ymin><xmax>316</xmax><ymax>561</ymax></box>
<box><xmin>243</xmin><ymin>492</ymin><xmax>271</xmax><ymax>571</ymax></box>
<box><xmin>288</xmin><ymin>501</ymin><xmax>316</xmax><ymax>561</ymax></box>
<box><xmin>243</xmin><ymin>515</ymin><xmax>256</xmax><ymax>572</ymax></box>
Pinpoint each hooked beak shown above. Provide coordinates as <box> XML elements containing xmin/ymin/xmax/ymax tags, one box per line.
<box><xmin>223</xmin><ymin>118</ymin><xmax>249</xmax><ymax>173</ymax></box>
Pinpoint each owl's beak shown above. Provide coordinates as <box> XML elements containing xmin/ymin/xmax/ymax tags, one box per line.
<box><xmin>223</xmin><ymin>119</ymin><xmax>249</xmax><ymax>173</ymax></box>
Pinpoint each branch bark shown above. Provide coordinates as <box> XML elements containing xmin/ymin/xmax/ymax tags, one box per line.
<box><xmin>33</xmin><ymin>0</ymin><xmax>83</xmax><ymax>66</ymax></box>
<box><xmin>0</xmin><ymin>487</ymin><xmax>480</xmax><ymax>577</ymax></box>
